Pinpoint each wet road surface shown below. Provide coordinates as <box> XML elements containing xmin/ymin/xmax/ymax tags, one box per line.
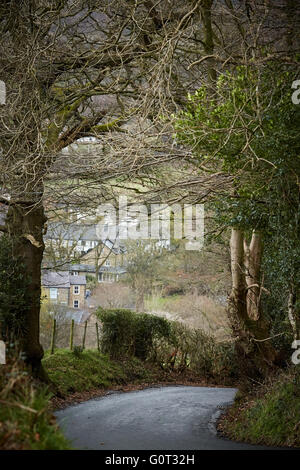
<box><xmin>55</xmin><ymin>386</ymin><xmax>276</xmax><ymax>450</ymax></box>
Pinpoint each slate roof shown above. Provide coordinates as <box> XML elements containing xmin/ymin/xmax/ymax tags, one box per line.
<box><xmin>42</xmin><ymin>271</ymin><xmax>70</xmax><ymax>288</ymax></box>
<box><xmin>45</xmin><ymin>222</ymin><xmax>98</xmax><ymax>242</ymax></box>
<box><xmin>45</xmin><ymin>222</ymin><xmax>126</xmax><ymax>254</ymax></box>
<box><xmin>64</xmin><ymin>309</ymin><xmax>91</xmax><ymax>324</ymax></box>
<box><xmin>49</xmin><ymin>308</ymin><xmax>91</xmax><ymax>324</ymax></box>
<box><xmin>69</xmin><ymin>264</ymin><xmax>126</xmax><ymax>275</ymax></box>
<box><xmin>69</xmin><ymin>264</ymin><xmax>96</xmax><ymax>273</ymax></box>
<box><xmin>42</xmin><ymin>270</ymin><xmax>86</xmax><ymax>288</ymax></box>
<box><xmin>69</xmin><ymin>275</ymin><xmax>86</xmax><ymax>285</ymax></box>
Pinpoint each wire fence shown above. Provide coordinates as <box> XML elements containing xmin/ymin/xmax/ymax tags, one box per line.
<box><xmin>40</xmin><ymin>319</ymin><xmax>101</xmax><ymax>353</ymax></box>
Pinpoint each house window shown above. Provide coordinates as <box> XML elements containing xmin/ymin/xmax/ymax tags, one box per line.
<box><xmin>74</xmin><ymin>285</ymin><xmax>80</xmax><ymax>295</ymax></box>
<box><xmin>74</xmin><ymin>300</ymin><xmax>79</xmax><ymax>308</ymax></box>
<box><xmin>49</xmin><ymin>288</ymin><xmax>58</xmax><ymax>300</ymax></box>
<box><xmin>98</xmin><ymin>273</ymin><xmax>103</xmax><ymax>282</ymax></box>
<box><xmin>72</xmin><ymin>271</ymin><xmax>79</xmax><ymax>276</ymax></box>
<box><xmin>105</xmin><ymin>259</ymin><xmax>110</xmax><ymax>266</ymax></box>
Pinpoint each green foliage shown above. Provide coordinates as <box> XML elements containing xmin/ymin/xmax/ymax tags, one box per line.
<box><xmin>72</xmin><ymin>345</ymin><xmax>83</xmax><ymax>358</ymax></box>
<box><xmin>176</xmin><ymin>65</ymin><xmax>300</xmax><ymax>231</ymax></box>
<box><xmin>220</xmin><ymin>367</ymin><xmax>300</xmax><ymax>447</ymax></box>
<box><xmin>0</xmin><ymin>354</ymin><xmax>70</xmax><ymax>450</ymax></box>
<box><xmin>86</xmin><ymin>274</ymin><xmax>97</xmax><ymax>290</ymax></box>
<box><xmin>124</xmin><ymin>240</ymin><xmax>168</xmax><ymax>296</ymax></box>
<box><xmin>43</xmin><ymin>349</ymin><xmax>157</xmax><ymax>395</ymax></box>
<box><xmin>0</xmin><ymin>235</ymin><xmax>32</xmax><ymax>341</ymax></box>
<box><xmin>155</xmin><ymin>322</ymin><xmax>237</xmax><ymax>383</ymax></box>
<box><xmin>97</xmin><ymin>308</ymin><xmax>172</xmax><ymax>361</ymax></box>
<box><xmin>97</xmin><ymin>308</ymin><xmax>237</xmax><ymax>383</ymax></box>
<box><xmin>175</xmin><ymin>63</ymin><xmax>300</xmax><ymax>346</ymax></box>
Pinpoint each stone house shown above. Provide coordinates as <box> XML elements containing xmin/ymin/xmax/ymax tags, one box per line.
<box><xmin>41</xmin><ymin>270</ymin><xmax>86</xmax><ymax>309</ymax></box>
<box><xmin>44</xmin><ymin>222</ymin><xmax>127</xmax><ymax>283</ymax></box>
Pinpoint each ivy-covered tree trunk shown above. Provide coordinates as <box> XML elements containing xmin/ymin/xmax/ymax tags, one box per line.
<box><xmin>6</xmin><ymin>198</ymin><xmax>47</xmax><ymax>379</ymax></box>
<box><xmin>228</xmin><ymin>228</ymin><xmax>277</xmax><ymax>378</ymax></box>
<box><xmin>244</xmin><ymin>232</ymin><xmax>263</xmax><ymax>321</ymax></box>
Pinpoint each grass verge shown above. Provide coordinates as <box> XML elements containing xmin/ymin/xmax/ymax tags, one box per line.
<box><xmin>0</xmin><ymin>343</ymin><xmax>233</xmax><ymax>450</ymax></box>
<box><xmin>42</xmin><ymin>348</ymin><xmax>205</xmax><ymax>400</ymax></box>
<box><xmin>43</xmin><ymin>349</ymin><xmax>160</xmax><ymax>396</ymax></box>
<box><xmin>218</xmin><ymin>366</ymin><xmax>300</xmax><ymax>448</ymax></box>
<box><xmin>0</xmin><ymin>358</ymin><xmax>70</xmax><ymax>450</ymax></box>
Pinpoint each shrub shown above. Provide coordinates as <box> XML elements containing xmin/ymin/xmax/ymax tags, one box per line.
<box><xmin>72</xmin><ymin>345</ymin><xmax>83</xmax><ymax>358</ymax></box>
<box><xmin>86</xmin><ymin>274</ymin><xmax>97</xmax><ymax>290</ymax></box>
<box><xmin>96</xmin><ymin>308</ymin><xmax>172</xmax><ymax>360</ymax></box>
<box><xmin>134</xmin><ymin>313</ymin><xmax>171</xmax><ymax>361</ymax></box>
<box><xmin>96</xmin><ymin>308</ymin><xmax>237</xmax><ymax>383</ymax></box>
<box><xmin>154</xmin><ymin>321</ymin><xmax>237</xmax><ymax>382</ymax></box>
<box><xmin>162</xmin><ymin>285</ymin><xmax>185</xmax><ymax>297</ymax></box>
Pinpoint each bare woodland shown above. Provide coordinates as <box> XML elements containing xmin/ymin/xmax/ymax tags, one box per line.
<box><xmin>0</xmin><ymin>1</ymin><xmax>299</xmax><ymax>378</ymax></box>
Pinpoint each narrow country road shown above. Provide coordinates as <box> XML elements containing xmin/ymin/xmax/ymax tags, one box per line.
<box><xmin>55</xmin><ymin>386</ymin><xmax>272</xmax><ymax>450</ymax></box>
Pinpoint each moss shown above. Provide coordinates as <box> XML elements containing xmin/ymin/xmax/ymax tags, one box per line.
<box><xmin>43</xmin><ymin>349</ymin><xmax>157</xmax><ymax>395</ymax></box>
<box><xmin>0</xmin><ymin>360</ymin><xmax>70</xmax><ymax>450</ymax></box>
<box><xmin>219</xmin><ymin>367</ymin><xmax>300</xmax><ymax>447</ymax></box>
<box><xmin>91</xmin><ymin>118</ymin><xmax>124</xmax><ymax>133</ymax></box>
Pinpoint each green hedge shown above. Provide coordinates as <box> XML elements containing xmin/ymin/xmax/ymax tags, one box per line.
<box><xmin>96</xmin><ymin>308</ymin><xmax>237</xmax><ymax>383</ymax></box>
<box><xmin>96</xmin><ymin>308</ymin><xmax>171</xmax><ymax>361</ymax></box>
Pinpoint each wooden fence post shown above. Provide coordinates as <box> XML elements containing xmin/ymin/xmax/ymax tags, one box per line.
<box><xmin>50</xmin><ymin>318</ymin><xmax>56</xmax><ymax>355</ymax></box>
<box><xmin>82</xmin><ymin>320</ymin><xmax>87</xmax><ymax>350</ymax></box>
<box><xmin>70</xmin><ymin>319</ymin><xmax>74</xmax><ymax>350</ymax></box>
<box><xmin>96</xmin><ymin>322</ymin><xmax>100</xmax><ymax>352</ymax></box>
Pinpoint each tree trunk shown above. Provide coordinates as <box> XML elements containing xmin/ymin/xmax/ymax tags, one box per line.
<box><xmin>244</xmin><ymin>231</ymin><xmax>263</xmax><ymax>321</ymax></box>
<box><xmin>288</xmin><ymin>283</ymin><xmax>299</xmax><ymax>340</ymax></box>
<box><xmin>201</xmin><ymin>0</ymin><xmax>216</xmax><ymax>83</ymax></box>
<box><xmin>6</xmin><ymin>200</ymin><xmax>48</xmax><ymax>379</ymax></box>
<box><xmin>228</xmin><ymin>228</ymin><xmax>277</xmax><ymax>379</ymax></box>
<box><xmin>135</xmin><ymin>284</ymin><xmax>145</xmax><ymax>312</ymax></box>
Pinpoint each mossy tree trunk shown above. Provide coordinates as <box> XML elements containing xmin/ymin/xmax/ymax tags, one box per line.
<box><xmin>6</xmin><ymin>197</ymin><xmax>48</xmax><ymax>379</ymax></box>
<box><xmin>228</xmin><ymin>228</ymin><xmax>277</xmax><ymax>379</ymax></box>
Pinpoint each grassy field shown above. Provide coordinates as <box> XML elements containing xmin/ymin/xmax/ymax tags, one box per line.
<box><xmin>218</xmin><ymin>367</ymin><xmax>300</xmax><ymax>448</ymax></box>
